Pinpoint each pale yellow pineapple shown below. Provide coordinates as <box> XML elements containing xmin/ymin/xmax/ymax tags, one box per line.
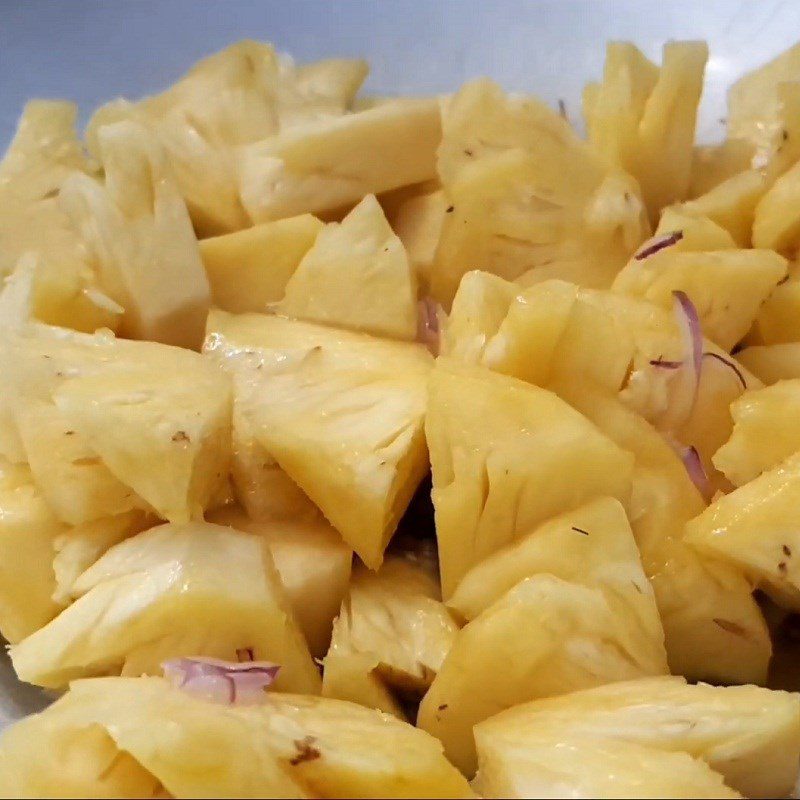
<box><xmin>61</xmin><ymin>120</ymin><xmax>211</xmax><ymax>349</ymax></box>
<box><xmin>651</xmin><ymin>206</ymin><xmax>737</xmax><ymax>251</ymax></box>
<box><xmin>418</xmin><ymin>574</ymin><xmax>668</xmax><ymax>775</ymax></box>
<box><xmin>584</xmin><ymin>41</ymin><xmax>708</xmax><ymax>220</ymax></box>
<box><xmin>208</xmin><ymin>504</ymin><xmax>352</xmax><ymax>657</ymax></box>
<box><xmin>204</xmin><ymin>310</ymin><xmax>432</xmax><ymax>569</ymax></box>
<box><xmin>475</xmin><ymin>676</ymin><xmax>800</xmax><ymax>800</ymax></box>
<box><xmin>322</xmin><ymin>650</ymin><xmax>406</xmax><ymax>719</ymax></box>
<box><xmin>751</xmin><ymin>262</ymin><xmax>800</xmax><ymax>344</ymax></box>
<box><xmin>431</xmin><ymin>79</ymin><xmax>648</xmax><ymax>306</ymax></box>
<box><xmin>689</xmin><ymin>138</ymin><xmax>756</xmax><ymax>197</ymax></box>
<box><xmin>0</xmin><ymin>254</ymin><xmax>36</xmax><ymax>329</ymax></box>
<box><xmin>239</xmin><ymin>97</ymin><xmax>442</xmax><ymax>224</ymax></box>
<box><xmin>737</xmin><ymin>342</ymin><xmax>800</xmax><ymax>383</ymax></box>
<box><xmin>278</xmin><ymin>194</ymin><xmax>419</xmax><ymax>340</ymax></box>
<box><xmin>10</xmin><ymin>522</ymin><xmax>320</xmax><ymax>693</ymax></box>
<box><xmin>752</xmin><ymin>157</ymin><xmax>800</xmax><ymax>253</ymax></box>
<box><xmin>200</xmin><ymin>213</ymin><xmax>323</xmax><ymax>313</ymax></box>
<box><xmin>323</xmin><ymin>555</ymin><xmax>458</xmax><ymax>710</ymax></box>
<box><xmin>686</xmin><ymin>451</ymin><xmax>800</xmax><ymax>610</ymax></box>
<box><xmin>390</xmin><ymin>188</ymin><xmax>448</xmax><ymax>288</ymax></box>
<box><xmin>426</xmin><ymin>359</ymin><xmax>634</xmax><ymax>598</ymax></box>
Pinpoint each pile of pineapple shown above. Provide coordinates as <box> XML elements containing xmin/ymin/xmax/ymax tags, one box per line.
<box><xmin>3</xmin><ymin>36</ymin><xmax>800</xmax><ymax>799</ymax></box>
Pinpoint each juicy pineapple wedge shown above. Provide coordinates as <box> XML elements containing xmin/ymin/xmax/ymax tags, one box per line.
<box><xmin>650</xmin><ymin>205</ymin><xmax>737</xmax><ymax>251</ymax></box>
<box><xmin>753</xmin><ymin>156</ymin><xmax>800</xmax><ymax>253</ymax></box>
<box><xmin>431</xmin><ymin>79</ymin><xmax>648</xmax><ymax>306</ymax></box>
<box><xmin>738</xmin><ymin>342</ymin><xmax>800</xmax><ymax>384</ymax></box>
<box><xmin>200</xmin><ymin>213</ymin><xmax>323</xmax><ymax>313</ymax></box>
<box><xmin>751</xmin><ymin>264</ymin><xmax>800</xmax><ymax>345</ymax></box>
<box><xmin>427</xmin><ymin>359</ymin><xmax>634</xmax><ymax>597</ymax></box>
<box><xmin>584</xmin><ymin>41</ymin><xmax>708</xmax><ymax>220</ymax></box>
<box><xmin>0</xmin><ymin>676</ymin><xmax>474</xmax><ymax>799</ymax></box>
<box><xmin>474</xmin><ymin>676</ymin><xmax>800</xmax><ymax>800</ymax></box>
<box><xmin>323</xmin><ymin>555</ymin><xmax>459</xmax><ymax>709</ymax></box>
<box><xmin>10</xmin><ymin>522</ymin><xmax>320</xmax><ymax>693</ymax></box>
<box><xmin>204</xmin><ymin>310</ymin><xmax>432</xmax><ymax>568</ymax></box>
<box><xmin>390</xmin><ymin>188</ymin><xmax>448</xmax><ymax>288</ymax></box>
<box><xmin>278</xmin><ymin>194</ymin><xmax>419</xmax><ymax>340</ymax></box>
<box><xmin>61</xmin><ymin>120</ymin><xmax>211</xmax><ymax>349</ymax></box>
<box><xmin>208</xmin><ymin>505</ymin><xmax>353</xmax><ymax>657</ymax></box>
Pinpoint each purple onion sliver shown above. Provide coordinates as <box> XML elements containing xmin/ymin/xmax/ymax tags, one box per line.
<box><xmin>417</xmin><ymin>297</ymin><xmax>441</xmax><ymax>356</ymax></box>
<box><xmin>649</xmin><ymin>358</ymin><xmax>683</xmax><ymax>369</ymax></box>
<box><xmin>634</xmin><ymin>230</ymin><xmax>684</xmax><ymax>260</ymax></box>
<box><xmin>702</xmin><ymin>352</ymin><xmax>747</xmax><ymax>390</ymax></box>
<box><xmin>680</xmin><ymin>445</ymin><xmax>712</xmax><ymax>502</ymax></box>
<box><xmin>162</xmin><ymin>656</ymin><xmax>280</xmax><ymax>705</ymax></box>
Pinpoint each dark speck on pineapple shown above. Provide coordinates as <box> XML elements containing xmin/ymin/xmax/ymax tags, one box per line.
<box><xmin>290</xmin><ymin>736</ymin><xmax>321</xmax><ymax>765</ymax></box>
<box><xmin>171</xmin><ymin>430</ymin><xmax>190</xmax><ymax>443</ymax></box>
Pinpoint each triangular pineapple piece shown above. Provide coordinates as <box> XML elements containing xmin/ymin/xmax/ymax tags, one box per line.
<box><xmin>750</xmin><ymin>261</ymin><xmax>800</xmax><ymax>345</ymax></box>
<box><xmin>690</xmin><ymin>137</ymin><xmax>755</xmax><ymax>197</ymax></box>
<box><xmin>10</xmin><ymin>522</ymin><xmax>320</xmax><ymax>693</ymax></box>
<box><xmin>418</xmin><ymin>574</ymin><xmax>668</xmax><ymax>775</ymax></box>
<box><xmin>323</xmin><ymin>554</ymin><xmax>459</xmax><ymax>707</ymax></box>
<box><xmin>390</xmin><ymin>188</ymin><xmax>448</xmax><ymax>288</ymax></box>
<box><xmin>431</xmin><ymin>79</ymin><xmax>648</xmax><ymax>305</ymax></box>
<box><xmin>204</xmin><ymin>310</ymin><xmax>432</xmax><ymax>569</ymax></box>
<box><xmin>612</xmin><ymin>248</ymin><xmax>787</xmax><ymax>350</ymax></box>
<box><xmin>738</xmin><ymin>341</ymin><xmax>800</xmax><ymax>384</ymax></box>
<box><xmin>200</xmin><ymin>213</ymin><xmax>323</xmax><ymax>313</ymax></box>
<box><xmin>650</xmin><ymin>205</ymin><xmax>737</xmax><ymax>251</ymax></box>
<box><xmin>686</xmin><ymin>450</ymin><xmax>800</xmax><ymax>610</ymax></box>
<box><xmin>61</xmin><ymin>120</ymin><xmax>210</xmax><ymax>348</ymax></box>
<box><xmin>584</xmin><ymin>41</ymin><xmax>708</xmax><ymax>219</ymax></box>
<box><xmin>475</xmin><ymin>676</ymin><xmax>800</xmax><ymax>800</ymax></box>
<box><xmin>278</xmin><ymin>194</ymin><xmax>419</xmax><ymax>340</ymax></box>
<box><xmin>427</xmin><ymin>359</ymin><xmax>634</xmax><ymax>597</ymax></box>
<box><xmin>753</xmin><ymin>156</ymin><xmax>800</xmax><ymax>253</ymax></box>
<box><xmin>208</xmin><ymin>505</ymin><xmax>352</xmax><ymax>657</ymax></box>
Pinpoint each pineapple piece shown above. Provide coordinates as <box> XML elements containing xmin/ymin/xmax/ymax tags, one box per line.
<box><xmin>61</xmin><ymin>120</ymin><xmax>211</xmax><ymax>349</ymax></box>
<box><xmin>686</xmin><ymin>451</ymin><xmax>800</xmax><ymax>610</ymax></box>
<box><xmin>612</xmin><ymin>248</ymin><xmax>787</xmax><ymax>350</ymax></box>
<box><xmin>208</xmin><ymin>505</ymin><xmax>352</xmax><ymax>657</ymax></box>
<box><xmin>431</xmin><ymin>79</ymin><xmax>648</xmax><ymax>306</ymax></box>
<box><xmin>751</xmin><ymin>264</ymin><xmax>800</xmax><ymax>345</ymax></box>
<box><xmin>204</xmin><ymin>310</ymin><xmax>432</xmax><ymax>569</ymax></box>
<box><xmin>474</xmin><ymin>732</ymin><xmax>741</xmax><ymax>799</ymax></box>
<box><xmin>585</xmin><ymin>41</ymin><xmax>708</xmax><ymax>220</ymax></box>
<box><xmin>10</xmin><ymin>522</ymin><xmax>320</xmax><ymax>693</ymax></box>
<box><xmin>0</xmin><ymin>458</ymin><xmax>64</xmax><ymax>643</ymax></box>
<box><xmin>200</xmin><ymin>214</ymin><xmax>323</xmax><ymax>313</ymax></box>
<box><xmin>0</xmin><ymin>254</ymin><xmax>36</xmax><ymax>329</ymax></box>
<box><xmin>390</xmin><ymin>188</ymin><xmax>448</xmax><ymax>288</ymax></box>
<box><xmin>324</xmin><ymin>556</ymin><xmax>459</xmax><ymax>705</ymax></box>
<box><xmin>427</xmin><ymin>359</ymin><xmax>634</xmax><ymax>597</ymax></box>
<box><xmin>278</xmin><ymin>194</ymin><xmax>419</xmax><ymax>340</ymax></box>
<box><xmin>475</xmin><ymin>676</ymin><xmax>800</xmax><ymax>800</ymax></box>
<box><xmin>651</xmin><ymin>206</ymin><xmax>737</xmax><ymax>251</ymax></box>
<box><xmin>557</xmin><ymin>379</ymin><xmax>771</xmax><ymax>685</ymax></box>
<box><xmin>713</xmin><ymin>380</ymin><xmax>800</xmax><ymax>486</ymax></box>
<box><xmin>738</xmin><ymin>342</ymin><xmax>800</xmax><ymax>383</ymax></box>
<box><xmin>690</xmin><ymin>138</ymin><xmax>756</xmax><ymax>197</ymax></box>
<box><xmin>322</xmin><ymin>651</ymin><xmax>406</xmax><ymax>719</ymax></box>
<box><xmin>87</xmin><ymin>42</ymin><xmax>367</xmax><ymax>235</ymax></box>
<box><xmin>449</xmin><ymin>496</ymin><xmax>662</xmax><ymax>643</ymax></box>
<box><xmin>753</xmin><ymin>157</ymin><xmax>800</xmax><ymax>252</ymax></box>
<box><xmin>239</xmin><ymin>97</ymin><xmax>442</xmax><ymax>224</ymax></box>
<box><xmin>417</xmin><ymin>574</ymin><xmax>668</xmax><ymax>775</ymax></box>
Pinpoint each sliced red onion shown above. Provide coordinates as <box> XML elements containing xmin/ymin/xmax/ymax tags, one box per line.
<box><xmin>417</xmin><ymin>297</ymin><xmax>441</xmax><ymax>356</ymax></box>
<box><xmin>673</xmin><ymin>291</ymin><xmax>703</xmax><ymax>385</ymax></box>
<box><xmin>162</xmin><ymin>656</ymin><xmax>280</xmax><ymax>705</ymax></box>
<box><xmin>702</xmin><ymin>351</ymin><xmax>747</xmax><ymax>391</ymax></box>
<box><xmin>679</xmin><ymin>445</ymin><xmax>712</xmax><ymax>502</ymax></box>
<box><xmin>649</xmin><ymin>357</ymin><xmax>682</xmax><ymax>369</ymax></box>
<box><xmin>634</xmin><ymin>230</ymin><xmax>684</xmax><ymax>260</ymax></box>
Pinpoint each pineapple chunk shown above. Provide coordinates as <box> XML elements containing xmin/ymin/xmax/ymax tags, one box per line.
<box><xmin>208</xmin><ymin>505</ymin><xmax>352</xmax><ymax>657</ymax></box>
<box><xmin>87</xmin><ymin>41</ymin><xmax>368</xmax><ymax>235</ymax></box>
<box><xmin>324</xmin><ymin>556</ymin><xmax>459</xmax><ymax>706</ymax></box>
<box><xmin>322</xmin><ymin>651</ymin><xmax>406</xmax><ymax>719</ymax></box>
<box><xmin>61</xmin><ymin>120</ymin><xmax>211</xmax><ymax>349</ymax></box>
<box><xmin>475</xmin><ymin>676</ymin><xmax>800</xmax><ymax>800</ymax></box>
<box><xmin>652</xmin><ymin>206</ymin><xmax>737</xmax><ymax>251</ymax></box>
<box><xmin>10</xmin><ymin>522</ymin><xmax>320</xmax><ymax>693</ymax></box>
<box><xmin>686</xmin><ymin>451</ymin><xmax>800</xmax><ymax>610</ymax></box>
<box><xmin>474</xmin><ymin>732</ymin><xmax>740</xmax><ymax>799</ymax></box>
<box><xmin>427</xmin><ymin>359</ymin><xmax>634</xmax><ymax>597</ymax></box>
<box><xmin>751</xmin><ymin>264</ymin><xmax>800</xmax><ymax>345</ymax></box>
<box><xmin>690</xmin><ymin>138</ymin><xmax>756</xmax><ymax>197</ymax></box>
<box><xmin>200</xmin><ymin>214</ymin><xmax>323</xmax><ymax>313</ymax></box>
<box><xmin>612</xmin><ymin>248</ymin><xmax>787</xmax><ymax>350</ymax></box>
<box><xmin>390</xmin><ymin>188</ymin><xmax>447</xmax><ymax>288</ymax></box>
<box><xmin>431</xmin><ymin>79</ymin><xmax>648</xmax><ymax>305</ymax></box>
<box><xmin>585</xmin><ymin>41</ymin><xmax>708</xmax><ymax>220</ymax></box>
<box><xmin>738</xmin><ymin>342</ymin><xmax>800</xmax><ymax>383</ymax></box>
<box><xmin>240</xmin><ymin>97</ymin><xmax>441</xmax><ymax>224</ymax></box>
<box><xmin>753</xmin><ymin>157</ymin><xmax>800</xmax><ymax>252</ymax></box>
<box><xmin>204</xmin><ymin>310</ymin><xmax>432</xmax><ymax>569</ymax></box>
<box><xmin>417</xmin><ymin>574</ymin><xmax>668</xmax><ymax>775</ymax></box>
<box><xmin>278</xmin><ymin>194</ymin><xmax>419</xmax><ymax>340</ymax></box>
<box><xmin>0</xmin><ymin>458</ymin><xmax>64</xmax><ymax>643</ymax></box>
<box><xmin>713</xmin><ymin>380</ymin><xmax>800</xmax><ymax>486</ymax></box>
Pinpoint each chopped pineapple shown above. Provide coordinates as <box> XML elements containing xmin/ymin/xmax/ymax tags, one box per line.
<box><xmin>751</xmin><ymin>265</ymin><xmax>800</xmax><ymax>345</ymax></box>
<box><xmin>10</xmin><ymin>522</ymin><xmax>321</xmax><ymax>693</ymax></box>
<box><xmin>686</xmin><ymin>451</ymin><xmax>800</xmax><ymax>610</ymax></box>
<box><xmin>431</xmin><ymin>79</ymin><xmax>648</xmax><ymax>305</ymax></box>
<box><xmin>651</xmin><ymin>206</ymin><xmax>737</xmax><ymax>251</ymax></box>
<box><xmin>200</xmin><ymin>214</ymin><xmax>323</xmax><ymax>313</ymax></box>
<box><xmin>738</xmin><ymin>342</ymin><xmax>800</xmax><ymax>383</ymax></box>
<box><xmin>278</xmin><ymin>194</ymin><xmax>419</xmax><ymax>340</ymax></box>
<box><xmin>689</xmin><ymin>138</ymin><xmax>756</xmax><ymax>197</ymax></box>
<box><xmin>418</xmin><ymin>574</ymin><xmax>668</xmax><ymax>775</ymax></box>
<box><xmin>324</xmin><ymin>556</ymin><xmax>459</xmax><ymax>707</ymax></box>
<box><xmin>612</xmin><ymin>248</ymin><xmax>787</xmax><ymax>350</ymax></box>
<box><xmin>240</xmin><ymin>97</ymin><xmax>441</xmax><ymax>224</ymax></box>
<box><xmin>390</xmin><ymin>188</ymin><xmax>448</xmax><ymax>288</ymax></box>
<box><xmin>205</xmin><ymin>310</ymin><xmax>432</xmax><ymax>569</ymax></box>
<box><xmin>585</xmin><ymin>41</ymin><xmax>708</xmax><ymax>220</ymax></box>
<box><xmin>322</xmin><ymin>651</ymin><xmax>406</xmax><ymax>718</ymax></box>
<box><xmin>753</xmin><ymin>157</ymin><xmax>800</xmax><ymax>252</ymax></box>
<box><xmin>475</xmin><ymin>676</ymin><xmax>800</xmax><ymax>800</ymax></box>
<box><xmin>61</xmin><ymin>120</ymin><xmax>211</xmax><ymax>349</ymax></box>
<box><xmin>208</xmin><ymin>505</ymin><xmax>352</xmax><ymax>657</ymax></box>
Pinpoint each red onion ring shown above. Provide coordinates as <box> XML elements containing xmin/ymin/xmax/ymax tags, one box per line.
<box><xmin>678</xmin><ymin>444</ymin><xmax>712</xmax><ymax>503</ymax></box>
<box><xmin>162</xmin><ymin>656</ymin><xmax>280</xmax><ymax>705</ymax></box>
<box><xmin>633</xmin><ymin>230</ymin><xmax>684</xmax><ymax>260</ymax></box>
<box><xmin>702</xmin><ymin>351</ymin><xmax>747</xmax><ymax>390</ymax></box>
